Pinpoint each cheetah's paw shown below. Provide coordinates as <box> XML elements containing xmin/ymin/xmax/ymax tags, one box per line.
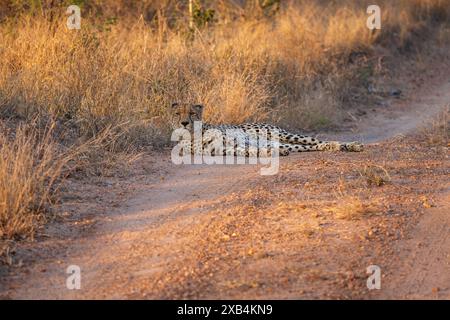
<box><xmin>344</xmin><ymin>141</ymin><xmax>364</xmax><ymax>152</ymax></box>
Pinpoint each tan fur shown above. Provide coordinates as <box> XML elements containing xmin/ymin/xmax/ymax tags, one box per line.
<box><xmin>171</xmin><ymin>103</ymin><xmax>363</xmax><ymax>156</ymax></box>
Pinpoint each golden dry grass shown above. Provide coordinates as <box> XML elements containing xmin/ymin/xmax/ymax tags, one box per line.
<box><xmin>359</xmin><ymin>165</ymin><xmax>391</xmax><ymax>187</ymax></box>
<box><xmin>0</xmin><ymin>118</ymin><xmax>139</xmax><ymax>247</ymax></box>
<box><xmin>1</xmin><ymin>1</ymin><xmax>449</xmax><ymax>135</ymax></box>
<box><xmin>0</xmin><ymin>121</ymin><xmax>68</xmax><ymax>241</ymax></box>
<box><xmin>327</xmin><ymin>197</ymin><xmax>381</xmax><ymax>221</ymax></box>
<box><xmin>421</xmin><ymin>106</ymin><xmax>449</xmax><ymax>146</ymax></box>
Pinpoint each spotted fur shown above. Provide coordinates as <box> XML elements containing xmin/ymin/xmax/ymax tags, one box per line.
<box><xmin>171</xmin><ymin>103</ymin><xmax>363</xmax><ymax>156</ymax></box>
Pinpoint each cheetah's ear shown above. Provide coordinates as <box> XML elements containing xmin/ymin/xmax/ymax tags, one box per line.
<box><xmin>171</xmin><ymin>102</ymin><xmax>179</xmax><ymax>109</ymax></box>
<box><xmin>192</xmin><ymin>104</ymin><xmax>204</xmax><ymax>112</ymax></box>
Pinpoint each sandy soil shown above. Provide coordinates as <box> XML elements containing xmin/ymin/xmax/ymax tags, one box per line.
<box><xmin>0</xmin><ymin>68</ymin><xmax>448</xmax><ymax>300</ymax></box>
<box><xmin>375</xmin><ymin>193</ymin><xmax>450</xmax><ymax>299</ymax></box>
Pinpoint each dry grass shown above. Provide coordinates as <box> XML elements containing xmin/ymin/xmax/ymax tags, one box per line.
<box><xmin>0</xmin><ymin>118</ymin><xmax>139</xmax><ymax>256</ymax></box>
<box><xmin>359</xmin><ymin>165</ymin><xmax>391</xmax><ymax>187</ymax></box>
<box><xmin>67</xmin><ymin>123</ymin><xmax>143</xmax><ymax>177</ymax></box>
<box><xmin>327</xmin><ymin>196</ymin><xmax>381</xmax><ymax>221</ymax></box>
<box><xmin>421</xmin><ymin>106</ymin><xmax>449</xmax><ymax>146</ymax></box>
<box><xmin>0</xmin><ymin>121</ymin><xmax>69</xmax><ymax>241</ymax></box>
<box><xmin>0</xmin><ymin>0</ymin><xmax>449</xmax><ymax>138</ymax></box>
<box><xmin>0</xmin><ymin>120</ymin><xmax>140</xmax><ymax>258</ymax></box>
<box><xmin>329</xmin><ymin>176</ymin><xmax>383</xmax><ymax>220</ymax></box>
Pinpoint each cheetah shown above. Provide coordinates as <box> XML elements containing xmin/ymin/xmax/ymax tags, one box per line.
<box><xmin>171</xmin><ymin>102</ymin><xmax>363</xmax><ymax>157</ymax></box>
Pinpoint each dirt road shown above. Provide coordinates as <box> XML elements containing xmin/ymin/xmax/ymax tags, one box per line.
<box><xmin>376</xmin><ymin>193</ymin><xmax>450</xmax><ymax>299</ymax></box>
<box><xmin>0</xmin><ymin>74</ymin><xmax>449</xmax><ymax>300</ymax></box>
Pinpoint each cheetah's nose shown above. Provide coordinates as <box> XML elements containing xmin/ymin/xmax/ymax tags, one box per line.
<box><xmin>181</xmin><ymin>121</ymin><xmax>189</xmax><ymax>127</ymax></box>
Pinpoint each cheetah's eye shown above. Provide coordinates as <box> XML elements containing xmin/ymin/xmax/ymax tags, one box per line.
<box><xmin>175</xmin><ymin>112</ymin><xmax>180</xmax><ymax>116</ymax></box>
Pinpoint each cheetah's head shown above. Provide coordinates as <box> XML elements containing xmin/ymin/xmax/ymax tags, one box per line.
<box><xmin>170</xmin><ymin>102</ymin><xmax>204</xmax><ymax>131</ymax></box>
